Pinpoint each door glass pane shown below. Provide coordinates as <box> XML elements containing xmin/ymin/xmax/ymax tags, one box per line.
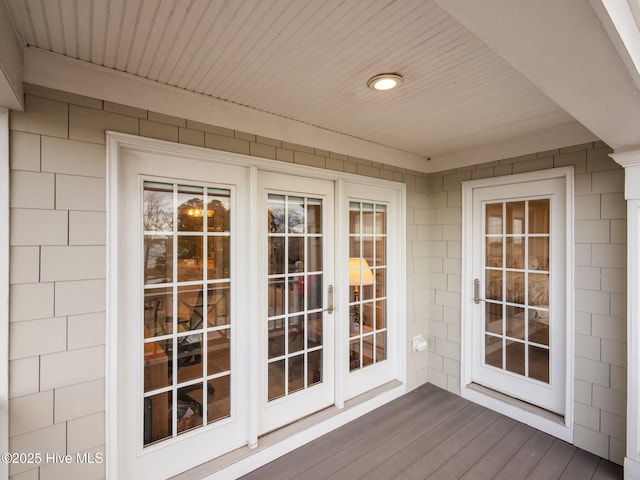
<box><xmin>142</xmin><ymin>181</ymin><xmax>232</xmax><ymax>447</ymax></box>
<box><xmin>177</xmin><ymin>185</ymin><xmax>204</xmax><ymax>232</ymax></box>
<box><xmin>349</xmin><ymin>202</ymin><xmax>387</xmax><ymax>371</ymax></box>
<box><xmin>482</xmin><ymin>198</ymin><xmax>552</xmax><ymax>385</ymax></box>
<box><xmin>267</xmin><ymin>194</ymin><xmax>325</xmax><ymax>400</ymax></box>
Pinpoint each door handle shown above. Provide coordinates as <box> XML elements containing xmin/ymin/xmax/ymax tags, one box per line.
<box><xmin>474</xmin><ymin>278</ymin><xmax>484</xmax><ymax>304</ymax></box>
<box><xmin>325</xmin><ymin>285</ymin><xmax>334</xmax><ymax>314</ymax></box>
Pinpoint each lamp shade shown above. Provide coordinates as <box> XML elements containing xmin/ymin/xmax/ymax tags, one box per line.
<box><xmin>349</xmin><ymin>257</ymin><xmax>374</xmax><ymax>286</ymax></box>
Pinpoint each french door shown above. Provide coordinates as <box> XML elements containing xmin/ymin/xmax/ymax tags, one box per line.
<box><xmin>258</xmin><ymin>172</ymin><xmax>335</xmax><ymax>434</ymax></box>
<box><xmin>470</xmin><ymin>175</ymin><xmax>567</xmax><ymax>414</ymax></box>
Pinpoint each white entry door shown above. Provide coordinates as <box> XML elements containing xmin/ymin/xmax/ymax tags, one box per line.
<box><xmin>470</xmin><ymin>175</ymin><xmax>567</xmax><ymax>414</ymax></box>
<box><xmin>258</xmin><ymin>172</ymin><xmax>335</xmax><ymax>434</ymax></box>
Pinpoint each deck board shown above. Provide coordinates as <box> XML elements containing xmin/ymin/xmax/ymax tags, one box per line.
<box><xmin>241</xmin><ymin>383</ymin><xmax>623</xmax><ymax>480</ymax></box>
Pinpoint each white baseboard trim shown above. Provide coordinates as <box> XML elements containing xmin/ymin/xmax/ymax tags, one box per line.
<box><xmin>625</xmin><ymin>456</ymin><xmax>640</xmax><ymax>479</ymax></box>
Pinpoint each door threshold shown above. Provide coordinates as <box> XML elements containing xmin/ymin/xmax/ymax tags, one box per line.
<box><xmin>171</xmin><ymin>380</ymin><xmax>405</xmax><ymax>480</ymax></box>
<box><xmin>462</xmin><ymin>382</ymin><xmax>573</xmax><ymax>443</ymax></box>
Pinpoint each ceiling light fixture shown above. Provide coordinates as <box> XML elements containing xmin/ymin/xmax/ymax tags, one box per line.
<box><xmin>367</xmin><ymin>73</ymin><xmax>404</xmax><ymax>91</ymax></box>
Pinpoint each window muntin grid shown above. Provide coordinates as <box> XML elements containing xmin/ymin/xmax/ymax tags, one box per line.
<box><xmin>142</xmin><ymin>181</ymin><xmax>232</xmax><ymax>446</ymax></box>
<box><xmin>267</xmin><ymin>194</ymin><xmax>324</xmax><ymax>401</ymax></box>
<box><xmin>348</xmin><ymin>201</ymin><xmax>387</xmax><ymax>371</ymax></box>
<box><xmin>483</xmin><ymin>198</ymin><xmax>550</xmax><ymax>384</ymax></box>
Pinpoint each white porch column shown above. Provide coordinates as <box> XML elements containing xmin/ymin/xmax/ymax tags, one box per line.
<box><xmin>0</xmin><ymin>107</ymin><xmax>9</xmax><ymax>480</ymax></box>
<box><xmin>611</xmin><ymin>149</ymin><xmax>640</xmax><ymax>478</ymax></box>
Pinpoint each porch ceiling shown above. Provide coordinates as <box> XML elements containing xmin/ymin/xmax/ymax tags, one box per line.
<box><xmin>4</xmin><ymin>0</ymin><xmax>640</xmax><ymax>170</ymax></box>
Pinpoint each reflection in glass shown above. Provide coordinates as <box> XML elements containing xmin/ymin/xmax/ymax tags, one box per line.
<box><xmin>375</xmin><ymin>300</ymin><xmax>386</xmax><ymax>330</ymax></box>
<box><xmin>505</xmin><ymin>271</ymin><xmax>525</xmax><ymax>304</ymax></box>
<box><xmin>308</xmin><ymin>350</ymin><xmax>322</xmax><ymax>386</ymax></box>
<box><xmin>506</xmin><ymin>341</ymin><xmax>525</xmax><ymax>376</ymax></box>
<box><xmin>268</xmin><ymin>278</ymin><xmax>285</xmax><ymax>317</ymax></box>
<box><xmin>144</xmin><ymin>288</ymin><xmax>173</xmax><ymax>338</ymax></box>
<box><xmin>349</xmin><ymin>202</ymin><xmax>361</xmax><ymax>234</ymax></box>
<box><xmin>207</xmin><ymin>330</ymin><xmax>230</xmax><ymax>375</ymax></box>
<box><xmin>207</xmin><ymin>189</ymin><xmax>231</xmax><ymax>232</ymax></box>
<box><xmin>485</xmin><ymin>203</ymin><xmax>502</xmax><ymax>235</ymax></box>
<box><xmin>144</xmin><ymin>340</ymin><xmax>172</xmax><ymax>392</ymax></box>
<box><xmin>144</xmin><ymin>182</ymin><xmax>173</xmax><ymax>232</ymax></box>
<box><xmin>349</xmin><ymin>200</ymin><xmax>387</xmax><ymax>372</ymax></box>
<box><xmin>506</xmin><ymin>237</ymin><xmax>525</xmax><ymax>269</ymax></box>
<box><xmin>144</xmin><ymin>236</ymin><xmax>173</xmax><ymax>284</ymax></box>
<box><xmin>486</xmin><ymin>237</ymin><xmax>502</xmax><ymax>267</ymax></box>
<box><xmin>528</xmin><ymin>309</ymin><xmax>549</xmax><ymax>346</ymax></box>
<box><xmin>269</xmin><ymin>237</ymin><xmax>285</xmax><ymax>275</ymax></box>
<box><xmin>207</xmin><ymin>236</ymin><xmax>230</xmax><ymax>280</ymax></box>
<box><xmin>177</xmin><ymin>185</ymin><xmax>204</xmax><ymax>232</ymax></box>
<box><xmin>307</xmin><ymin>313</ymin><xmax>322</xmax><ymax>348</ymax></box>
<box><xmin>485</xmin><ymin>302</ymin><xmax>502</xmax><ymax>335</ymax></box>
<box><xmin>268</xmin><ymin>195</ymin><xmax>286</xmax><ymax>233</ymax></box>
<box><xmin>529</xmin><ymin>199</ymin><xmax>550</xmax><ymax>234</ymax></box>
<box><xmin>307</xmin><ymin>237</ymin><xmax>322</xmax><ymax>272</ymax></box>
<box><xmin>529</xmin><ymin>346</ymin><xmax>550</xmax><ymax>383</ymax></box>
<box><xmin>178</xmin><ymin>236</ymin><xmax>203</xmax><ymax>282</ymax></box>
<box><xmin>506</xmin><ymin>305</ymin><xmax>525</xmax><ymax>340</ymax></box>
<box><xmin>376</xmin><ymin>332</ymin><xmax>387</xmax><ymax>362</ymax></box>
<box><xmin>268</xmin><ymin>360</ymin><xmax>285</xmax><ymax>401</ymax></box>
<box><xmin>307</xmin><ymin>198</ymin><xmax>322</xmax><ymax>234</ymax></box>
<box><xmin>485</xmin><ymin>335</ymin><xmax>502</xmax><ymax>369</ymax></box>
<box><xmin>288</xmin><ymin>355</ymin><xmax>305</xmax><ymax>394</ymax></box>
<box><xmin>349</xmin><ymin>237</ymin><xmax>361</xmax><ymax>258</ymax></box>
<box><xmin>207</xmin><ymin>376</ymin><xmax>230</xmax><ymax>424</ymax></box>
<box><xmin>307</xmin><ymin>274</ymin><xmax>322</xmax><ymax>310</ymax></box>
<box><xmin>362</xmin><ymin>204</ymin><xmax>374</xmax><ymax>234</ymax></box>
<box><xmin>375</xmin><ymin>268</ymin><xmax>386</xmax><ymax>298</ymax></box>
<box><xmin>177</xmin><ymin>285</ymin><xmax>205</xmax><ymax>332</ymax></box>
<box><xmin>349</xmin><ymin>339</ymin><xmax>360</xmax><ymax>371</ymax></box>
<box><xmin>207</xmin><ymin>283</ymin><xmax>230</xmax><ymax>327</ymax></box>
<box><xmin>268</xmin><ymin>320</ymin><xmax>285</xmax><ymax>358</ymax></box>
<box><xmin>288</xmin><ymin>316</ymin><xmax>304</xmax><ymax>353</ymax></box>
<box><xmin>144</xmin><ymin>392</ymin><xmax>172</xmax><ymax>446</ymax></box>
<box><xmin>177</xmin><ymin>384</ymin><xmax>203</xmax><ymax>435</ymax></box>
<box><xmin>529</xmin><ymin>237</ymin><xmax>549</xmax><ymax>271</ymax></box>
<box><xmin>142</xmin><ymin>181</ymin><xmax>233</xmax><ymax>448</ymax></box>
<box><xmin>506</xmin><ymin>202</ymin><xmax>525</xmax><ymax>235</ymax></box>
<box><xmin>375</xmin><ymin>205</ymin><xmax>386</xmax><ymax>234</ymax></box>
<box><xmin>375</xmin><ymin>237</ymin><xmax>385</xmax><ymax>265</ymax></box>
<box><xmin>288</xmin><ymin>197</ymin><xmax>305</xmax><ymax>233</ymax></box>
<box><xmin>485</xmin><ymin>270</ymin><xmax>502</xmax><ymax>301</ymax></box>
<box><xmin>177</xmin><ymin>333</ymin><xmax>202</xmax><ymax>384</ymax></box>
<box><xmin>528</xmin><ymin>273</ymin><xmax>549</xmax><ymax>306</ymax></box>
<box><xmin>363</xmin><ymin>334</ymin><xmax>374</xmax><ymax>367</ymax></box>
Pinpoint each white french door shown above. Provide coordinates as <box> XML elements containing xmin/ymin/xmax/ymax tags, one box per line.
<box><xmin>109</xmin><ymin>134</ymin><xmax>406</xmax><ymax>478</ymax></box>
<box><xmin>470</xmin><ymin>175</ymin><xmax>567</xmax><ymax>414</ymax></box>
<box><xmin>258</xmin><ymin>172</ymin><xmax>335</xmax><ymax>434</ymax></box>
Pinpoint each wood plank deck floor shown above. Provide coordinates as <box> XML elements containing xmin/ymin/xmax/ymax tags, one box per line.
<box><xmin>241</xmin><ymin>383</ymin><xmax>623</xmax><ymax>480</ymax></box>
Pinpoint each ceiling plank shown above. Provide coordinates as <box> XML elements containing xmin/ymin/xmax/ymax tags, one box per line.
<box><xmin>435</xmin><ymin>0</ymin><xmax>640</xmax><ymax>151</ymax></box>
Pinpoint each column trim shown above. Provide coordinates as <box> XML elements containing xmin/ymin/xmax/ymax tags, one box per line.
<box><xmin>0</xmin><ymin>107</ymin><xmax>9</xmax><ymax>480</ymax></box>
<box><xmin>611</xmin><ymin>148</ymin><xmax>640</xmax><ymax>471</ymax></box>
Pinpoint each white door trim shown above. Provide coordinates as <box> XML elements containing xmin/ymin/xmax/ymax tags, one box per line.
<box><xmin>106</xmin><ymin>132</ymin><xmax>407</xmax><ymax>478</ymax></box>
<box><xmin>460</xmin><ymin>166</ymin><xmax>574</xmax><ymax>442</ymax></box>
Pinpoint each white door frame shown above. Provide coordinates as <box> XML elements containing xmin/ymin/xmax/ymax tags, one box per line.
<box><xmin>106</xmin><ymin>132</ymin><xmax>407</xmax><ymax>479</ymax></box>
<box><xmin>460</xmin><ymin>167</ymin><xmax>574</xmax><ymax>442</ymax></box>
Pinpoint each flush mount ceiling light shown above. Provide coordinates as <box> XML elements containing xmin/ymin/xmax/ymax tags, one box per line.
<box><xmin>367</xmin><ymin>73</ymin><xmax>404</xmax><ymax>91</ymax></box>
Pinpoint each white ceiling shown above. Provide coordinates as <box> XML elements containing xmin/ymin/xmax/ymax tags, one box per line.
<box><xmin>3</xmin><ymin>0</ymin><xmax>640</xmax><ymax>171</ymax></box>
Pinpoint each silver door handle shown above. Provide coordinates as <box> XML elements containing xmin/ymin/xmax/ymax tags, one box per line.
<box><xmin>474</xmin><ymin>279</ymin><xmax>484</xmax><ymax>304</ymax></box>
<box><xmin>325</xmin><ymin>285</ymin><xmax>334</xmax><ymax>314</ymax></box>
